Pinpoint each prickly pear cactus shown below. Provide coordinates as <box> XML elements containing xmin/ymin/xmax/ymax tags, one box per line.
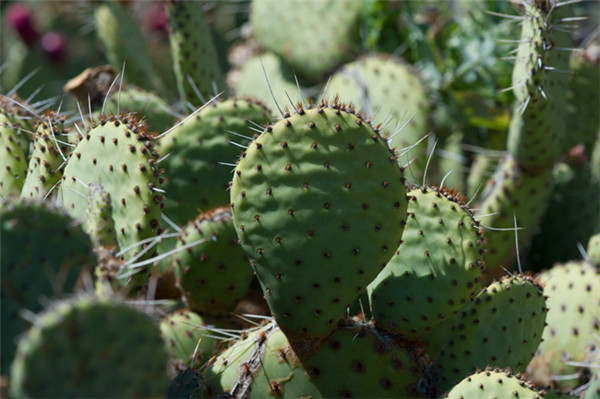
<box><xmin>159</xmin><ymin>308</ymin><xmax>216</xmax><ymax>373</ymax></box>
<box><xmin>588</xmin><ymin>233</ymin><xmax>600</xmax><ymax>265</ymax></box>
<box><xmin>297</xmin><ymin>320</ymin><xmax>422</xmax><ymax>398</ymax></box>
<box><xmin>250</xmin><ymin>0</ymin><xmax>363</xmax><ymax>80</ymax></box>
<box><xmin>20</xmin><ymin>112</ymin><xmax>70</xmax><ymax>200</ymax></box>
<box><xmin>477</xmin><ymin>157</ymin><xmax>553</xmax><ymax>273</ymax></box>
<box><xmin>444</xmin><ymin>368</ymin><xmax>550</xmax><ymax>399</ymax></box>
<box><xmin>527</xmin><ymin>161</ymin><xmax>600</xmax><ymax>270</ymax></box>
<box><xmin>9</xmin><ymin>295</ymin><xmax>169</xmax><ymax>398</ymax></box>
<box><xmin>367</xmin><ymin>186</ymin><xmax>484</xmax><ymax>338</ymax></box>
<box><xmin>166</xmin><ymin>0</ymin><xmax>225</xmax><ymax>106</ymax></box>
<box><xmin>173</xmin><ymin>207</ymin><xmax>254</xmax><ymax>319</ymax></box>
<box><xmin>0</xmin><ymin>199</ymin><xmax>95</xmax><ymax>373</ymax></box>
<box><xmin>203</xmin><ymin>318</ymin><xmax>422</xmax><ymax>398</ymax></box>
<box><xmin>94</xmin><ymin>2</ymin><xmax>165</xmax><ymax>95</ymax></box>
<box><xmin>234</xmin><ymin>53</ymin><xmax>305</xmax><ymax>117</ymax></box>
<box><xmin>327</xmin><ymin>54</ymin><xmax>429</xmax><ymax>176</ymax></box>
<box><xmin>0</xmin><ymin>105</ymin><xmax>29</xmax><ymax>198</ymax></box>
<box><xmin>565</xmin><ymin>50</ymin><xmax>600</xmax><ymax>154</ymax></box>
<box><xmin>230</xmin><ymin>102</ymin><xmax>408</xmax><ymax>342</ymax></box>
<box><xmin>202</xmin><ymin>321</ymin><xmax>322</xmax><ymax>398</ymax></box>
<box><xmin>84</xmin><ymin>182</ymin><xmax>118</xmax><ymax>249</ymax></box>
<box><xmin>100</xmin><ymin>86</ymin><xmax>178</xmax><ymax>134</ymax></box>
<box><xmin>506</xmin><ymin>0</ymin><xmax>573</xmax><ymax>174</ymax></box>
<box><xmin>528</xmin><ymin>261</ymin><xmax>600</xmax><ymax>392</ymax></box>
<box><xmin>428</xmin><ymin>275</ymin><xmax>548</xmax><ymax>391</ymax></box>
<box><xmin>158</xmin><ymin>98</ymin><xmax>271</xmax><ymax>225</ymax></box>
<box><xmin>60</xmin><ymin>115</ymin><xmax>164</xmax><ymax>275</ymax></box>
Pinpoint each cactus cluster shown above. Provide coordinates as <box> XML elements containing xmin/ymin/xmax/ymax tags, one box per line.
<box><xmin>1</xmin><ymin>0</ymin><xmax>598</xmax><ymax>398</ymax></box>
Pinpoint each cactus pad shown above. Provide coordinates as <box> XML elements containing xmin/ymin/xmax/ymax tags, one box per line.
<box><xmin>173</xmin><ymin>207</ymin><xmax>254</xmax><ymax>318</ymax></box>
<box><xmin>167</xmin><ymin>0</ymin><xmax>224</xmax><ymax>106</ymax></box>
<box><xmin>10</xmin><ymin>295</ymin><xmax>169</xmax><ymax>398</ymax></box>
<box><xmin>528</xmin><ymin>261</ymin><xmax>600</xmax><ymax>391</ymax></box>
<box><xmin>231</xmin><ymin>102</ymin><xmax>408</xmax><ymax>341</ymax></box>
<box><xmin>444</xmin><ymin>368</ymin><xmax>548</xmax><ymax>399</ymax></box>
<box><xmin>20</xmin><ymin>113</ymin><xmax>70</xmax><ymax>200</ymax></box>
<box><xmin>60</xmin><ymin>115</ymin><xmax>164</xmax><ymax>270</ymax></box>
<box><xmin>431</xmin><ymin>275</ymin><xmax>548</xmax><ymax>391</ymax></box>
<box><xmin>368</xmin><ymin>186</ymin><xmax>484</xmax><ymax>338</ymax></box>
<box><xmin>328</xmin><ymin>54</ymin><xmax>429</xmax><ymax>176</ymax></box>
<box><xmin>160</xmin><ymin>308</ymin><xmax>216</xmax><ymax>373</ymax></box>
<box><xmin>0</xmin><ymin>199</ymin><xmax>95</xmax><ymax>372</ymax></box>
<box><xmin>250</xmin><ymin>0</ymin><xmax>362</xmax><ymax>79</ymax></box>
<box><xmin>202</xmin><ymin>321</ymin><xmax>321</xmax><ymax>398</ymax></box>
<box><xmin>477</xmin><ymin>157</ymin><xmax>552</xmax><ymax>272</ymax></box>
<box><xmin>158</xmin><ymin>98</ymin><xmax>271</xmax><ymax>225</ymax></box>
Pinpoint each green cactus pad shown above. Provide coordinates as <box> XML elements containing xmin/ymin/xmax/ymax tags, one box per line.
<box><xmin>231</xmin><ymin>102</ymin><xmax>408</xmax><ymax>341</ymax></box>
<box><xmin>0</xmin><ymin>199</ymin><xmax>95</xmax><ymax>373</ymax></box>
<box><xmin>160</xmin><ymin>308</ymin><xmax>216</xmax><ymax>373</ymax></box>
<box><xmin>173</xmin><ymin>207</ymin><xmax>254</xmax><ymax>318</ymax></box>
<box><xmin>202</xmin><ymin>321</ymin><xmax>322</xmax><ymax>398</ymax></box>
<box><xmin>584</xmin><ymin>370</ymin><xmax>600</xmax><ymax>399</ymax></box>
<box><xmin>10</xmin><ymin>295</ymin><xmax>169</xmax><ymax>398</ymax></box>
<box><xmin>250</xmin><ymin>0</ymin><xmax>362</xmax><ymax>79</ymax></box>
<box><xmin>168</xmin><ymin>368</ymin><xmax>202</xmax><ymax>399</ymax></box>
<box><xmin>506</xmin><ymin>0</ymin><xmax>573</xmax><ymax>174</ymax></box>
<box><xmin>0</xmin><ymin>108</ymin><xmax>28</xmax><ymax>198</ymax></box>
<box><xmin>0</xmin><ymin>96</ymin><xmax>34</xmax><ymax>155</ymax></box>
<box><xmin>60</xmin><ymin>115</ymin><xmax>163</xmax><ymax>264</ymax></box>
<box><xmin>167</xmin><ymin>0</ymin><xmax>225</xmax><ymax>106</ymax></box>
<box><xmin>444</xmin><ymin>368</ymin><xmax>548</xmax><ymax>399</ymax></box>
<box><xmin>94</xmin><ymin>2</ymin><xmax>165</xmax><ymax>95</ymax></box>
<box><xmin>158</xmin><ymin>98</ymin><xmax>271</xmax><ymax>225</ymax></box>
<box><xmin>20</xmin><ymin>113</ymin><xmax>70</xmax><ymax>200</ymax></box>
<box><xmin>84</xmin><ymin>182</ymin><xmax>118</xmax><ymax>249</ymax></box>
<box><xmin>527</xmin><ymin>162</ymin><xmax>600</xmax><ymax>270</ymax></box>
<box><xmin>100</xmin><ymin>86</ymin><xmax>178</xmax><ymax>134</ymax></box>
<box><xmin>368</xmin><ymin>186</ymin><xmax>484</xmax><ymax>338</ymax></box>
<box><xmin>327</xmin><ymin>54</ymin><xmax>429</xmax><ymax>176</ymax></box>
<box><xmin>587</xmin><ymin>234</ymin><xmax>600</xmax><ymax>265</ymax></box>
<box><xmin>477</xmin><ymin>157</ymin><xmax>553</xmax><ymax>273</ymax></box>
<box><xmin>234</xmin><ymin>53</ymin><xmax>305</xmax><ymax>117</ymax></box>
<box><xmin>528</xmin><ymin>261</ymin><xmax>600</xmax><ymax>391</ymax></box>
<box><xmin>430</xmin><ymin>275</ymin><xmax>548</xmax><ymax>391</ymax></box>
<box><xmin>299</xmin><ymin>320</ymin><xmax>422</xmax><ymax>398</ymax></box>
<box><xmin>565</xmin><ymin>51</ymin><xmax>600</xmax><ymax>155</ymax></box>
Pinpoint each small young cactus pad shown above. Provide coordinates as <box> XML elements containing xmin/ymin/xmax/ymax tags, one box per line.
<box><xmin>159</xmin><ymin>308</ymin><xmax>216</xmax><ymax>373</ymax></box>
